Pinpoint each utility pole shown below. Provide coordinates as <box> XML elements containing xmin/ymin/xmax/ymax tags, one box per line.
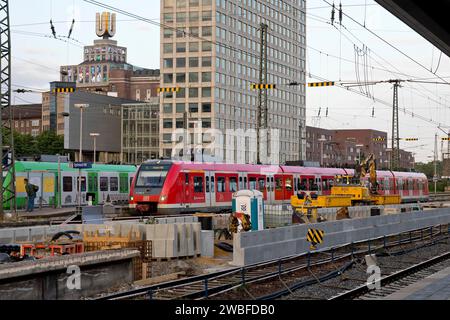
<box><xmin>257</xmin><ymin>23</ymin><xmax>268</xmax><ymax>165</ymax></box>
<box><xmin>390</xmin><ymin>80</ymin><xmax>400</xmax><ymax>171</ymax></box>
<box><xmin>0</xmin><ymin>0</ymin><xmax>14</xmax><ymax>219</ymax></box>
<box><xmin>434</xmin><ymin>133</ymin><xmax>438</xmax><ymax>194</ymax></box>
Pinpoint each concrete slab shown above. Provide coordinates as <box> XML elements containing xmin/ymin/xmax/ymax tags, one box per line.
<box><xmin>200</xmin><ymin>230</ymin><xmax>214</xmax><ymax>257</ymax></box>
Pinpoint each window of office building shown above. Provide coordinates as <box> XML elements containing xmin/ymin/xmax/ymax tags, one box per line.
<box><xmin>202</xmin><ymin>11</ymin><xmax>212</xmax><ymax>21</ymax></box>
<box><xmin>176</xmin><ymin>12</ymin><xmax>187</xmax><ymax>22</ymax></box>
<box><xmin>189</xmin><ymin>42</ymin><xmax>199</xmax><ymax>52</ymax></box>
<box><xmin>189</xmin><ymin>103</ymin><xmax>199</xmax><ymax>113</ymax></box>
<box><xmin>176</xmin><ymin>103</ymin><xmax>185</xmax><ymax>113</ymax></box>
<box><xmin>176</xmin><ymin>58</ymin><xmax>186</xmax><ymax>68</ymax></box>
<box><xmin>189</xmin><ymin>57</ymin><xmax>199</xmax><ymax>67</ymax></box>
<box><xmin>163</xmin><ymin>73</ymin><xmax>173</xmax><ymax>83</ymax></box>
<box><xmin>202</xmin><ymin>56</ymin><xmax>212</xmax><ymax>67</ymax></box>
<box><xmin>202</xmin><ymin>103</ymin><xmax>211</xmax><ymax>113</ymax></box>
<box><xmin>189</xmin><ymin>72</ymin><xmax>199</xmax><ymax>82</ymax></box>
<box><xmin>163</xmin><ymin>58</ymin><xmax>173</xmax><ymax>68</ymax></box>
<box><xmin>189</xmin><ymin>88</ymin><xmax>199</xmax><ymax>97</ymax></box>
<box><xmin>176</xmin><ymin>42</ymin><xmax>186</xmax><ymax>53</ymax></box>
<box><xmin>202</xmin><ymin>26</ymin><xmax>212</xmax><ymax>37</ymax></box>
<box><xmin>189</xmin><ymin>11</ymin><xmax>199</xmax><ymax>22</ymax></box>
<box><xmin>163</xmin><ymin>104</ymin><xmax>173</xmax><ymax>114</ymax></box>
<box><xmin>202</xmin><ymin>87</ymin><xmax>211</xmax><ymax>97</ymax></box>
<box><xmin>202</xmin><ymin>72</ymin><xmax>211</xmax><ymax>82</ymax></box>
<box><xmin>163</xmin><ymin>119</ymin><xmax>173</xmax><ymax>129</ymax></box>
<box><xmin>202</xmin><ymin>41</ymin><xmax>212</xmax><ymax>51</ymax></box>
<box><xmin>176</xmin><ymin>73</ymin><xmax>186</xmax><ymax>83</ymax></box>
<box><xmin>163</xmin><ymin>43</ymin><xmax>173</xmax><ymax>53</ymax></box>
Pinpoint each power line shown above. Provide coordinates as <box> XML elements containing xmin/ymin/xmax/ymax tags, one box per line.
<box><xmin>320</xmin><ymin>0</ymin><xmax>450</xmax><ymax>85</ymax></box>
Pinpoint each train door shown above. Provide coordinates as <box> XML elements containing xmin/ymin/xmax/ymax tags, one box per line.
<box><xmin>98</xmin><ymin>174</ymin><xmax>109</xmax><ymax>203</ymax></box>
<box><xmin>266</xmin><ymin>174</ymin><xmax>275</xmax><ymax>204</ymax></box>
<box><xmin>61</xmin><ymin>172</ymin><xmax>77</xmax><ymax>206</ymax></box>
<box><xmin>321</xmin><ymin>176</ymin><xmax>334</xmax><ymax>196</ymax></box>
<box><xmin>190</xmin><ymin>172</ymin><xmax>206</xmax><ymax>208</ymax></box>
<box><xmin>274</xmin><ymin>175</ymin><xmax>284</xmax><ymax>202</ymax></box>
<box><xmin>183</xmin><ymin>172</ymin><xmax>190</xmax><ymax>210</ymax></box>
<box><xmin>42</xmin><ymin>173</ymin><xmax>55</xmax><ymax>207</ymax></box>
<box><xmin>205</xmin><ymin>171</ymin><xmax>214</xmax><ymax>208</ymax></box>
<box><xmin>76</xmin><ymin>173</ymin><xmax>88</xmax><ymax>205</ymax></box>
<box><xmin>119</xmin><ymin>173</ymin><xmax>129</xmax><ymax>197</ymax></box>
<box><xmin>88</xmin><ymin>172</ymin><xmax>99</xmax><ymax>205</ymax></box>
<box><xmin>15</xmin><ymin>172</ymin><xmax>27</xmax><ymax>209</ymax></box>
<box><xmin>283</xmin><ymin>175</ymin><xmax>294</xmax><ymax>202</ymax></box>
<box><xmin>27</xmin><ymin>172</ymin><xmax>42</xmax><ymax>207</ymax></box>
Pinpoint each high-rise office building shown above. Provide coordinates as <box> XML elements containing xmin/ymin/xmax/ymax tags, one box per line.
<box><xmin>160</xmin><ymin>0</ymin><xmax>306</xmax><ymax>164</ymax></box>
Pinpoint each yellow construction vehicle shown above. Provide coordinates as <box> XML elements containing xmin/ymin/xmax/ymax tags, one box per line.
<box><xmin>291</xmin><ymin>153</ymin><xmax>401</xmax><ymax>223</ymax></box>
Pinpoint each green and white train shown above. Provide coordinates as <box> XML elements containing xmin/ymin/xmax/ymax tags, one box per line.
<box><xmin>2</xmin><ymin>161</ymin><xmax>137</xmax><ymax>210</ymax></box>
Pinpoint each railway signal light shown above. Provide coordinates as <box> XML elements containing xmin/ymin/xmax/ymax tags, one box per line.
<box><xmin>250</xmin><ymin>84</ymin><xmax>276</xmax><ymax>90</ymax></box>
<box><xmin>308</xmin><ymin>82</ymin><xmax>335</xmax><ymax>87</ymax></box>
<box><xmin>157</xmin><ymin>87</ymin><xmax>180</xmax><ymax>93</ymax></box>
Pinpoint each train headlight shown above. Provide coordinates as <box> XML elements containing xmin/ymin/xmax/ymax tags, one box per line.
<box><xmin>130</xmin><ymin>196</ymin><xmax>134</xmax><ymax>202</ymax></box>
<box><xmin>160</xmin><ymin>195</ymin><xmax>167</xmax><ymax>202</ymax></box>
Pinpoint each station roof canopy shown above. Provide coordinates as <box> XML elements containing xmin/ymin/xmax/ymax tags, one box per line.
<box><xmin>375</xmin><ymin>0</ymin><xmax>450</xmax><ymax>57</ymax></box>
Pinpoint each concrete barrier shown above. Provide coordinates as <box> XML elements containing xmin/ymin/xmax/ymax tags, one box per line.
<box><xmin>232</xmin><ymin>208</ymin><xmax>450</xmax><ymax>266</ymax></box>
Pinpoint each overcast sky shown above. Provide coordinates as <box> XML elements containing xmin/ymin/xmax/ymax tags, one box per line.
<box><xmin>11</xmin><ymin>0</ymin><xmax>450</xmax><ymax>162</ymax></box>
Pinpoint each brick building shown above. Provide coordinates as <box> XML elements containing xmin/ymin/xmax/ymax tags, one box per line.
<box><xmin>305</xmin><ymin>126</ymin><xmax>414</xmax><ymax>170</ymax></box>
<box><xmin>1</xmin><ymin>104</ymin><xmax>42</xmax><ymax>136</ymax></box>
<box><xmin>332</xmin><ymin>129</ymin><xmax>388</xmax><ymax>169</ymax></box>
<box><xmin>386</xmin><ymin>149</ymin><xmax>415</xmax><ymax>171</ymax></box>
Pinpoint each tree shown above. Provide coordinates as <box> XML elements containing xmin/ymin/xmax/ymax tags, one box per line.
<box><xmin>35</xmin><ymin>131</ymin><xmax>65</xmax><ymax>155</ymax></box>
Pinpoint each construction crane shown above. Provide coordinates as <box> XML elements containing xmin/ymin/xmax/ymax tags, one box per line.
<box><xmin>291</xmin><ymin>153</ymin><xmax>401</xmax><ymax>223</ymax></box>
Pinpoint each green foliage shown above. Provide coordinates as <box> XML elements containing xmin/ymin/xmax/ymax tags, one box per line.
<box><xmin>415</xmin><ymin>161</ymin><xmax>442</xmax><ymax>179</ymax></box>
<box><xmin>1</xmin><ymin>129</ymin><xmax>65</xmax><ymax>158</ymax></box>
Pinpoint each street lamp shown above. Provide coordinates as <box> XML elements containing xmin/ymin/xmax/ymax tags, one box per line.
<box><xmin>90</xmin><ymin>133</ymin><xmax>100</xmax><ymax>164</ymax></box>
<box><xmin>74</xmin><ymin>104</ymin><xmax>89</xmax><ymax>210</ymax></box>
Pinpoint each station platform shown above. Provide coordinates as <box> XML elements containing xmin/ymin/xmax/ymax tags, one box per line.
<box><xmin>384</xmin><ymin>266</ymin><xmax>450</xmax><ymax>300</ymax></box>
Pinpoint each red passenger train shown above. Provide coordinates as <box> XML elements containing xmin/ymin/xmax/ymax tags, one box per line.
<box><xmin>129</xmin><ymin>160</ymin><xmax>429</xmax><ymax>215</ymax></box>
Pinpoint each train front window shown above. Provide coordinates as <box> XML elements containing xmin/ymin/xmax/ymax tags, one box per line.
<box><xmin>136</xmin><ymin>170</ymin><xmax>168</xmax><ymax>188</ymax></box>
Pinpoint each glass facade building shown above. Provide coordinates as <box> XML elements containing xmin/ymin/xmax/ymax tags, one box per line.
<box><xmin>160</xmin><ymin>0</ymin><xmax>306</xmax><ymax>164</ymax></box>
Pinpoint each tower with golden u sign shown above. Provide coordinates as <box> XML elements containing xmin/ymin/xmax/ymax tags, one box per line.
<box><xmin>96</xmin><ymin>12</ymin><xmax>116</xmax><ymax>39</ymax></box>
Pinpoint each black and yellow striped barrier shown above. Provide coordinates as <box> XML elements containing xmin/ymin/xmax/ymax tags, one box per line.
<box><xmin>404</xmin><ymin>138</ymin><xmax>419</xmax><ymax>141</ymax></box>
<box><xmin>158</xmin><ymin>87</ymin><xmax>180</xmax><ymax>93</ymax></box>
<box><xmin>308</xmin><ymin>82</ymin><xmax>335</xmax><ymax>87</ymax></box>
<box><xmin>307</xmin><ymin>228</ymin><xmax>324</xmax><ymax>250</ymax></box>
<box><xmin>442</xmin><ymin>138</ymin><xmax>450</xmax><ymax>141</ymax></box>
<box><xmin>250</xmin><ymin>84</ymin><xmax>276</xmax><ymax>90</ymax></box>
<box><xmin>52</xmin><ymin>87</ymin><xmax>75</xmax><ymax>93</ymax></box>
<box><xmin>373</xmin><ymin>138</ymin><xmax>386</xmax><ymax>142</ymax></box>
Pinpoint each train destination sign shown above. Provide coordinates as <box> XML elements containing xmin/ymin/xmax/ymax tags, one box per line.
<box><xmin>72</xmin><ymin>162</ymin><xmax>93</xmax><ymax>169</ymax></box>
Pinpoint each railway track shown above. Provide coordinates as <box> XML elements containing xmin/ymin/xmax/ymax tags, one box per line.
<box><xmin>330</xmin><ymin>251</ymin><xmax>450</xmax><ymax>300</ymax></box>
<box><xmin>97</xmin><ymin>225</ymin><xmax>449</xmax><ymax>300</ymax></box>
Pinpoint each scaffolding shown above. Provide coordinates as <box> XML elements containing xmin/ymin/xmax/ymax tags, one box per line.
<box><xmin>121</xmin><ymin>101</ymin><xmax>160</xmax><ymax>164</ymax></box>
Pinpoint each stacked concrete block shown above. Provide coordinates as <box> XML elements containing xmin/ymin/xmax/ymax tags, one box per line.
<box><xmin>200</xmin><ymin>230</ymin><xmax>214</xmax><ymax>257</ymax></box>
<box><xmin>176</xmin><ymin>223</ymin><xmax>187</xmax><ymax>257</ymax></box>
<box><xmin>192</xmin><ymin>223</ymin><xmax>201</xmax><ymax>255</ymax></box>
<box><xmin>142</xmin><ymin>222</ymin><xmax>202</xmax><ymax>259</ymax></box>
<box><xmin>232</xmin><ymin>208</ymin><xmax>450</xmax><ymax>266</ymax></box>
